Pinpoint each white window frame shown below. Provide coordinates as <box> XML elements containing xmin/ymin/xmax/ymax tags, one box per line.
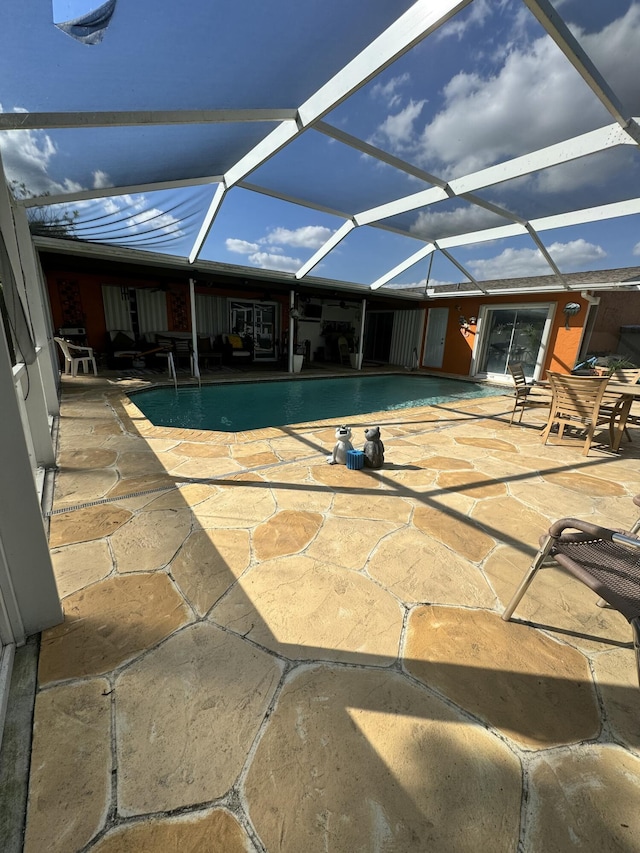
<box><xmin>470</xmin><ymin>301</ymin><xmax>556</xmax><ymax>384</ymax></box>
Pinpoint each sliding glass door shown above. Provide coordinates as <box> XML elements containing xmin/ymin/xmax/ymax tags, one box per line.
<box><xmin>230</xmin><ymin>300</ymin><xmax>278</xmax><ymax>361</ymax></box>
<box><xmin>474</xmin><ymin>304</ymin><xmax>553</xmax><ymax>380</ymax></box>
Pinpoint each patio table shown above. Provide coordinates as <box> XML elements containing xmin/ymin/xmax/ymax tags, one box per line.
<box><xmin>538</xmin><ymin>377</ymin><xmax>640</xmax><ymax>452</ymax></box>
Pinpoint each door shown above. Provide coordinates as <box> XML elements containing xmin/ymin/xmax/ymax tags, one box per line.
<box><xmin>423</xmin><ymin>307</ymin><xmax>448</xmax><ymax>368</ymax></box>
<box><xmin>474</xmin><ymin>304</ymin><xmax>553</xmax><ymax>380</ymax></box>
<box><xmin>230</xmin><ymin>300</ymin><xmax>278</xmax><ymax>361</ymax></box>
<box><xmin>363</xmin><ymin>312</ymin><xmax>393</xmax><ymax>362</ymax></box>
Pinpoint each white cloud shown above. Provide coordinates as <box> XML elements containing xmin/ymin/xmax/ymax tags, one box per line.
<box><xmin>435</xmin><ymin>0</ymin><xmax>493</xmax><ymax>41</ymax></box>
<box><xmin>370</xmin><ymin>74</ymin><xmax>411</xmax><ymax>108</ymax></box>
<box><xmin>410</xmin><ymin>205</ymin><xmax>504</xmax><ymax>239</ymax></box>
<box><xmin>468</xmin><ymin>239</ymin><xmax>606</xmax><ymax>279</ymax></box>
<box><xmin>0</xmin><ymin>104</ymin><xmax>86</xmax><ymax>197</ymax></box>
<box><xmin>125</xmin><ymin>207</ymin><xmax>183</xmax><ymax>236</ymax></box>
<box><xmin>633</xmin><ymin>242</ymin><xmax>640</xmax><ymax>256</ymax></box>
<box><xmin>371</xmin><ymin>6</ymin><xmax>640</xmax><ymax>193</ymax></box>
<box><xmin>226</xmin><ymin>238</ymin><xmax>260</xmax><ymax>254</ymax></box>
<box><xmin>92</xmin><ymin>170</ymin><xmax>111</xmax><ymax>189</ymax></box>
<box><xmin>580</xmin><ymin>4</ymin><xmax>640</xmax><ymax>113</ymax></box>
<box><xmin>247</xmin><ymin>251</ymin><xmax>301</xmax><ymax>272</ymax></box>
<box><xmin>374</xmin><ymin>99</ymin><xmax>426</xmax><ymax>153</ymax></box>
<box><xmin>264</xmin><ymin>225</ymin><xmax>333</xmax><ymax>249</ymax></box>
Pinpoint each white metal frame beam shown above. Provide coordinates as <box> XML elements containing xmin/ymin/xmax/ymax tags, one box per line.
<box><xmin>0</xmin><ymin>109</ymin><xmax>298</xmax><ymax>131</ymax></box>
<box><xmin>371</xmin><ymin>196</ymin><xmax>640</xmax><ymax>292</ymax></box>
<box><xmin>188</xmin><ymin>0</ymin><xmax>474</xmax><ymax>263</ymax></box>
<box><xmin>522</xmin><ymin>0</ymin><xmax>639</xmax><ymax>140</ymax></box>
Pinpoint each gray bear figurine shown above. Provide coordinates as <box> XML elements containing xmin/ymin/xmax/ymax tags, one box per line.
<box><xmin>327</xmin><ymin>425</ymin><xmax>354</xmax><ymax>465</ymax></box>
<box><xmin>363</xmin><ymin>426</ymin><xmax>385</xmax><ymax>468</ymax></box>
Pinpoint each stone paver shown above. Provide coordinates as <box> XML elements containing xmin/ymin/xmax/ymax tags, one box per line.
<box><xmin>413</xmin><ymin>504</ymin><xmax>495</xmax><ymax>562</ymax></box>
<box><xmin>170</xmin><ymin>527</ymin><xmax>251</xmax><ymax>616</ymax></box>
<box><xmin>110</xmin><ymin>508</ymin><xmax>192</xmax><ymax>573</ymax></box>
<box><xmin>192</xmin><ymin>483</ymin><xmax>276</xmax><ymax>527</ymax></box>
<box><xmin>253</xmin><ymin>509</ymin><xmax>323</xmax><ymax>560</ymax></box>
<box><xmin>527</xmin><ymin>746</ymin><xmax>640</xmax><ymax>851</ymax></box>
<box><xmin>49</xmin><ymin>504</ymin><xmax>132</xmax><ymax>548</ymax></box>
<box><xmin>592</xmin><ymin>648</ymin><xmax>640</xmax><ymax>750</ymax></box>
<box><xmin>116</xmin><ymin>622</ymin><xmax>282</xmax><ymax>814</ymax></box>
<box><xmin>305</xmin><ymin>516</ymin><xmax>398</xmax><ymax>570</ymax></box>
<box><xmin>28</xmin><ymin>375</ymin><xmax>640</xmax><ymax>853</ymax></box>
<box><xmin>404</xmin><ymin>606</ymin><xmax>601</xmax><ymax>748</ymax></box>
<box><xmin>24</xmin><ymin>680</ymin><xmax>111</xmax><ymax>853</ymax></box>
<box><xmin>245</xmin><ymin>665</ymin><xmax>522</xmax><ymax>853</ymax></box>
<box><xmin>88</xmin><ymin>808</ymin><xmax>253</xmax><ymax>852</ymax></box>
<box><xmin>39</xmin><ymin>573</ymin><xmax>191</xmax><ymax>683</ymax></box>
<box><xmin>211</xmin><ymin>555</ymin><xmax>403</xmax><ymax>664</ymax></box>
<box><xmin>367</xmin><ymin>527</ymin><xmax>496</xmax><ymax>607</ymax></box>
<box><xmin>50</xmin><ymin>539</ymin><xmax>113</xmax><ymax>598</ymax></box>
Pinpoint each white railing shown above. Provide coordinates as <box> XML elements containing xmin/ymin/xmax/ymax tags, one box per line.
<box><xmin>167</xmin><ymin>351</ymin><xmax>178</xmax><ymax>391</ymax></box>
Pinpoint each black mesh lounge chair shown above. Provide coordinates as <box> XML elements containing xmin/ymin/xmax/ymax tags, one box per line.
<box><xmin>502</xmin><ymin>496</ymin><xmax>640</xmax><ymax>685</ymax></box>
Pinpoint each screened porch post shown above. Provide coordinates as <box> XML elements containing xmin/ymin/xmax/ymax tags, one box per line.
<box><xmin>357</xmin><ymin>299</ymin><xmax>367</xmax><ymax>370</ymax></box>
<box><xmin>288</xmin><ymin>290</ymin><xmax>294</xmax><ymax>373</ymax></box>
<box><xmin>189</xmin><ymin>278</ymin><xmax>200</xmax><ymax>378</ymax></box>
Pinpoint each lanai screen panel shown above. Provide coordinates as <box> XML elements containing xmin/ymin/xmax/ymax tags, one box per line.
<box><xmin>0</xmin><ymin>1</ymin><xmax>638</xmax><ymax>290</ymax></box>
<box><xmin>246</xmin><ymin>129</ymin><xmax>437</xmax><ymax>216</ymax></box>
<box><xmin>197</xmin><ymin>186</ymin><xmax>346</xmax><ymax>274</ymax></box>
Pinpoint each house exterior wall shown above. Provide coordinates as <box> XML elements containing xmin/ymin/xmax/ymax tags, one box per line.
<box><xmin>587</xmin><ymin>291</ymin><xmax>640</xmax><ymax>357</ymax></box>
<box><xmin>420</xmin><ymin>291</ymin><xmax>591</xmax><ymax>377</ymax></box>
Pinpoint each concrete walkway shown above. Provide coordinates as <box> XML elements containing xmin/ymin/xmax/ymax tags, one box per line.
<box><xmin>23</xmin><ymin>372</ymin><xmax>640</xmax><ymax>852</ymax></box>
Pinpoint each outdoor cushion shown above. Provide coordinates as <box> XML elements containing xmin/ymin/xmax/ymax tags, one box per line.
<box><xmin>110</xmin><ymin>330</ymin><xmax>137</xmax><ymax>351</ymax></box>
<box><xmin>227</xmin><ymin>334</ymin><xmax>244</xmax><ymax>349</ymax></box>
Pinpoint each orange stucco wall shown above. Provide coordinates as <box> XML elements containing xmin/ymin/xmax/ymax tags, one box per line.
<box><xmin>420</xmin><ymin>292</ymin><xmax>590</xmax><ymax>377</ymax></box>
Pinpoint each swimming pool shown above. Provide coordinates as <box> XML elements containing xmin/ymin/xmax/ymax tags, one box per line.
<box><xmin>130</xmin><ymin>374</ymin><xmax>500</xmax><ymax>432</ymax></box>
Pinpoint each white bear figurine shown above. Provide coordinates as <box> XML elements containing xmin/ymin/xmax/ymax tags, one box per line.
<box><xmin>327</xmin><ymin>425</ymin><xmax>354</xmax><ymax>465</ymax></box>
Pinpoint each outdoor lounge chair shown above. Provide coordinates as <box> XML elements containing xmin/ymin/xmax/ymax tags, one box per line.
<box><xmin>502</xmin><ymin>496</ymin><xmax>640</xmax><ymax>686</ymax></box>
<box><xmin>507</xmin><ymin>362</ymin><xmax>550</xmax><ymax>425</ymax></box>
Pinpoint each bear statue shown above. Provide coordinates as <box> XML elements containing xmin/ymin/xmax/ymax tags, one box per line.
<box><xmin>327</xmin><ymin>424</ymin><xmax>354</xmax><ymax>465</ymax></box>
<box><xmin>363</xmin><ymin>425</ymin><xmax>385</xmax><ymax>468</ymax></box>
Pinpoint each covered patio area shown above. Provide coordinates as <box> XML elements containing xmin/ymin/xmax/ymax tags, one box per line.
<box><xmin>17</xmin><ymin>371</ymin><xmax>640</xmax><ymax>852</ymax></box>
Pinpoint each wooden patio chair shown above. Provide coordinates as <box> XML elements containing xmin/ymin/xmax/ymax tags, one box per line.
<box><xmin>502</xmin><ymin>498</ymin><xmax>640</xmax><ymax>686</ymax></box>
<box><xmin>506</xmin><ymin>362</ymin><xmax>550</xmax><ymax>425</ymax></box>
<box><xmin>540</xmin><ymin>372</ymin><xmax>614</xmax><ymax>455</ymax></box>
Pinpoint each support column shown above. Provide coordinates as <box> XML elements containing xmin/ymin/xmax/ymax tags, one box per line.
<box><xmin>357</xmin><ymin>298</ymin><xmax>367</xmax><ymax>370</ymax></box>
<box><xmin>288</xmin><ymin>290</ymin><xmax>295</xmax><ymax>373</ymax></box>
<box><xmin>13</xmin><ymin>206</ymin><xmax>60</xmax><ymax>415</ymax></box>
<box><xmin>0</xmin><ymin>321</ymin><xmax>62</xmax><ymax>636</ymax></box>
<box><xmin>189</xmin><ymin>278</ymin><xmax>200</xmax><ymax>379</ymax></box>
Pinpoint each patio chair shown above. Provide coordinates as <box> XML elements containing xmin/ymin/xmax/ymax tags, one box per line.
<box><xmin>506</xmin><ymin>362</ymin><xmax>550</xmax><ymax>425</ymax></box>
<box><xmin>54</xmin><ymin>336</ymin><xmax>98</xmax><ymax>376</ymax></box>
<box><xmin>540</xmin><ymin>372</ymin><xmax>613</xmax><ymax>455</ymax></box>
<box><xmin>502</xmin><ymin>505</ymin><xmax>640</xmax><ymax>686</ymax></box>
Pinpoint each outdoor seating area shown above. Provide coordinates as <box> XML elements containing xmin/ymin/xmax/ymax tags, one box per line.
<box><xmin>17</xmin><ymin>370</ymin><xmax>640</xmax><ymax>852</ymax></box>
<box><xmin>508</xmin><ymin>365</ymin><xmax>640</xmax><ymax>457</ymax></box>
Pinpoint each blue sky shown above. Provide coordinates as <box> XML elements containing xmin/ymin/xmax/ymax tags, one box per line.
<box><xmin>1</xmin><ymin>0</ymin><xmax>640</xmax><ymax>290</ymax></box>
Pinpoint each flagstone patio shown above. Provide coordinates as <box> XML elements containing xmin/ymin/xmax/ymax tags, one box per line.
<box><xmin>22</xmin><ymin>371</ymin><xmax>640</xmax><ymax>852</ymax></box>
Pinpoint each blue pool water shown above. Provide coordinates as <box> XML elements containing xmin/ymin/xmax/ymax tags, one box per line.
<box><xmin>130</xmin><ymin>375</ymin><xmax>500</xmax><ymax>432</ymax></box>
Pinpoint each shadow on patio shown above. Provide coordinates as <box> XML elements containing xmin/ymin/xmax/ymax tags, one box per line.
<box><xmin>21</xmin><ymin>373</ymin><xmax>640</xmax><ymax>852</ymax></box>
